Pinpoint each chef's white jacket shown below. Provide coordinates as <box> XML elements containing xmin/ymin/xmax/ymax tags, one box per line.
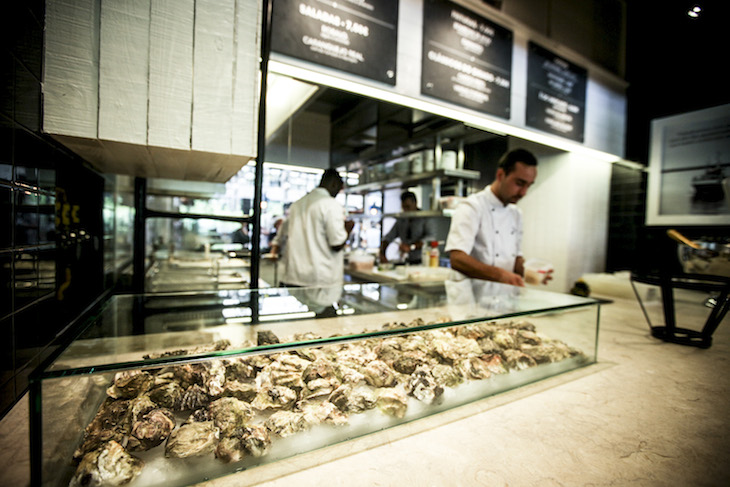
<box><xmin>279</xmin><ymin>187</ymin><xmax>348</xmax><ymax>286</ymax></box>
<box><xmin>445</xmin><ymin>185</ymin><xmax>523</xmax><ymax>274</ymax></box>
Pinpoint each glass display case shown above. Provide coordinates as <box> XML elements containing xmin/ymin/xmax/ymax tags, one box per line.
<box><xmin>30</xmin><ymin>279</ymin><xmax>600</xmax><ymax>487</ymax></box>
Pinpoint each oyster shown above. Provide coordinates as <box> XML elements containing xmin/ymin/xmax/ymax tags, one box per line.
<box><xmin>376</xmin><ymin>389</ymin><xmax>408</xmax><ymax>419</ymax></box>
<box><xmin>431</xmin><ymin>334</ymin><xmax>483</xmax><ymax>363</ymax></box>
<box><xmin>522</xmin><ymin>340</ymin><xmax>579</xmax><ymax>364</ymax></box>
<box><xmin>106</xmin><ymin>371</ymin><xmax>154</xmax><ymax>400</ymax></box>
<box><xmin>224</xmin><ymin>359</ymin><xmax>256</xmax><ymax>380</ymax></box>
<box><xmin>251</xmin><ymin>385</ymin><xmax>298</xmax><ymax>411</ymax></box>
<box><xmin>207</xmin><ymin>397</ymin><xmax>254</xmax><ymax>436</ymax></box>
<box><xmin>73</xmin><ymin>399</ymin><xmax>131</xmax><ymax>461</ymax></box>
<box><xmin>206</xmin><ymin>360</ymin><xmax>227</xmax><ymax>397</ymax></box>
<box><xmin>220</xmin><ymin>380</ymin><xmax>258</xmax><ymax>402</ymax></box>
<box><xmin>148</xmin><ymin>381</ymin><xmax>184</xmax><ymax>410</ymax></box>
<box><xmin>299</xmin><ymin>400</ymin><xmax>348</xmax><ymax>427</ymax></box>
<box><xmin>334</xmin><ymin>363</ymin><xmax>366</xmax><ymax>385</ymax></box>
<box><xmin>215</xmin><ymin>435</ymin><xmax>245</xmax><ymax>464</ymax></box>
<box><xmin>265</xmin><ymin>410</ymin><xmax>308</xmax><ymax>437</ymax></box>
<box><xmin>127</xmin><ymin>394</ymin><xmax>157</xmax><ymax>424</ymax></box>
<box><xmin>128</xmin><ymin>408</ymin><xmax>175</xmax><ymax>451</ymax></box>
<box><xmin>257</xmin><ymin>330</ymin><xmax>280</xmax><ymax>345</ymax></box>
<box><xmin>329</xmin><ymin>384</ymin><xmax>376</xmax><ymax>413</ymax></box>
<box><xmin>362</xmin><ymin>360</ymin><xmax>398</xmax><ymax>388</ymax></box>
<box><xmin>502</xmin><ymin>349</ymin><xmax>537</xmax><ymax>370</ymax></box>
<box><xmin>165</xmin><ymin>421</ymin><xmax>220</xmax><ymax>458</ymax></box>
<box><xmin>430</xmin><ymin>363</ymin><xmax>464</xmax><ymax>388</ymax></box>
<box><xmin>457</xmin><ymin>356</ymin><xmax>492</xmax><ymax>380</ymax></box>
<box><xmin>181</xmin><ymin>384</ymin><xmax>210</xmax><ymax>411</ymax></box>
<box><xmin>482</xmin><ymin>354</ymin><xmax>507</xmax><ymax>375</ymax></box>
<box><xmin>70</xmin><ymin>440</ymin><xmax>143</xmax><ymax>487</ymax></box>
<box><xmin>335</xmin><ymin>343</ymin><xmax>377</xmax><ymax>367</ymax></box>
<box><xmin>406</xmin><ymin>366</ymin><xmax>444</xmax><ymax>404</ymax></box>
<box><xmin>258</xmin><ymin>354</ymin><xmax>310</xmax><ymax>390</ymax></box>
<box><xmin>240</xmin><ymin>424</ymin><xmax>272</xmax><ymax>457</ymax></box>
<box><xmin>492</xmin><ymin>329</ymin><xmax>517</xmax><ymax>349</ymax></box>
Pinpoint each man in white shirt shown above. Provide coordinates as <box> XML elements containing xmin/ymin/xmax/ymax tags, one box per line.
<box><xmin>445</xmin><ymin>149</ymin><xmax>539</xmax><ymax>287</ymax></box>
<box><xmin>272</xmin><ymin>169</ymin><xmax>354</xmax><ymax>287</ymax></box>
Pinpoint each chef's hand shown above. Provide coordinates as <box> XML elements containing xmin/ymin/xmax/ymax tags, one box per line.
<box><xmin>500</xmin><ymin>269</ymin><xmax>525</xmax><ymax>287</ymax></box>
<box><xmin>345</xmin><ymin>220</ymin><xmax>355</xmax><ymax>234</ymax></box>
<box><xmin>541</xmin><ymin>269</ymin><xmax>554</xmax><ymax>284</ymax></box>
<box><xmin>398</xmin><ymin>242</ymin><xmax>411</xmax><ymax>254</ymax></box>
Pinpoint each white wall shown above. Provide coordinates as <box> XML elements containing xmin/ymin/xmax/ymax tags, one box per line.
<box><xmin>518</xmin><ymin>149</ymin><xmax>612</xmax><ymax>292</ymax></box>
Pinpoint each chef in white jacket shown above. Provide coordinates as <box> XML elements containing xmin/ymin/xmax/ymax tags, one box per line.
<box><xmin>445</xmin><ymin>148</ymin><xmax>546</xmax><ymax>287</ymax></box>
<box><xmin>272</xmin><ymin>169</ymin><xmax>354</xmax><ymax>287</ymax></box>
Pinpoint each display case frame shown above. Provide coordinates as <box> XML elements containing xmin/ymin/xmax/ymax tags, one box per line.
<box><xmin>30</xmin><ymin>279</ymin><xmax>600</xmax><ymax>487</ymax></box>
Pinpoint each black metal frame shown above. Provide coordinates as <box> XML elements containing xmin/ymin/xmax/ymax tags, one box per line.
<box><xmin>631</xmin><ymin>271</ymin><xmax>730</xmax><ymax>348</ymax></box>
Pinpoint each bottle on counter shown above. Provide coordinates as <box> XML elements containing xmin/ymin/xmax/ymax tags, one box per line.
<box><xmin>429</xmin><ymin>241</ymin><xmax>439</xmax><ymax>267</ymax></box>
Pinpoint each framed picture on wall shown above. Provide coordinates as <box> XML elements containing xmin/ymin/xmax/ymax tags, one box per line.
<box><xmin>646</xmin><ymin>103</ymin><xmax>730</xmax><ymax>225</ymax></box>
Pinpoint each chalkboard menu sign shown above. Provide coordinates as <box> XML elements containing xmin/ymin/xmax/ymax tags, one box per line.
<box><xmin>271</xmin><ymin>0</ymin><xmax>398</xmax><ymax>85</ymax></box>
<box><xmin>421</xmin><ymin>0</ymin><xmax>513</xmax><ymax>118</ymax></box>
<box><xmin>526</xmin><ymin>41</ymin><xmax>587</xmax><ymax>142</ymax></box>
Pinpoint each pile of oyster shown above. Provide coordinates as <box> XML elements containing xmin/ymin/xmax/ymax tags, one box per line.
<box><xmin>69</xmin><ymin>319</ymin><xmax>583</xmax><ymax>486</ymax></box>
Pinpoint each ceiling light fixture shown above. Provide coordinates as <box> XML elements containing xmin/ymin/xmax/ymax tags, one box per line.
<box><xmin>687</xmin><ymin>5</ymin><xmax>702</xmax><ymax>18</ymax></box>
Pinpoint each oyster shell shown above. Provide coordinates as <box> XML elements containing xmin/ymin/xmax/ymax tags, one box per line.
<box><xmin>148</xmin><ymin>381</ymin><xmax>184</xmax><ymax>410</ymax></box>
<box><xmin>128</xmin><ymin>408</ymin><xmax>175</xmax><ymax>451</ymax></box>
<box><xmin>206</xmin><ymin>360</ymin><xmax>227</xmax><ymax>397</ymax></box>
<box><xmin>251</xmin><ymin>385</ymin><xmax>298</xmax><ymax>411</ymax></box>
<box><xmin>329</xmin><ymin>384</ymin><xmax>376</xmax><ymax>413</ymax></box>
<box><xmin>299</xmin><ymin>400</ymin><xmax>348</xmax><ymax>427</ymax></box>
<box><xmin>165</xmin><ymin>421</ymin><xmax>220</xmax><ymax>458</ymax></box>
<box><xmin>502</xmin><ymin>349</ymin><xmax>537</xmax><ymax>370</ymax></box>
<box><xmin>207</xmin><ymin>397</ymin><xmax>254</xmax><ymax>436</ymax></box>
<box><xmin>430</xmin><ymin>363</ymin><xmax>464</xmax><ymax>388</ymax></box>
<box><xmin>73</xmin><ymin>399</ymin><xmax>131</xmax><ymax>461</ymax></box>
<box><xmin>376</xmin><ymin>389</ymin><xmax>408</xmax><ymax>419</ymax></box>
<box><xmin>220</xmin><ymin>380</ymin><xmax>258</xmax><ymax>402</ymax></box>
<box><xmin>106</xmin><ymin>371</ymin><xmax>154</xmax><ymax>400</ymax></box>
<box><xmin>362</xmin><ymin>360</ymin><xmax>398</xmax><ymax>388</ymax></box>
<box><xmin>265</xmin><ymin>410</ymin><xmax>308</xmax><ymax>437</ymax></box>
<box><xmin>215</xmin><ymin>435</ymin><xmax>245</xmax><ymax>464</ymax></box>
<box><xmin>431</xmin><ymin>334</ymin><xmax>483</xmax><ymax>363</ymax></box>
<box><xmin>240</xmin><ymin>424</ymin><xmax>272</xmax><ymax>457</ymax></box>
<box><xmin>406</xmin><ymin>366</ymin><xmax>444</xmax><ymax>404</ymax></box>
<box><xmin>70</xmin><ymin>440</ymin><xmax>143</xmax><ymax>487</ymax></box>
<box><xmin>258</xmin><ymin>354</ymin><xmax>309</xmax><ymax>391</ymax></box>
<box><xmin>181</xmin><ymin>384</ymin><xmax>210</xmax><ymax>411</ymax></box>
<box><xmin>224</xmin><ymin>359</ymin><xmax>256</xmax><ymax>380</ymax></box>
<box><xmin>457</xmin><ymin>356</ymin><xmax>492</xmax><ymax>380</ymax></box>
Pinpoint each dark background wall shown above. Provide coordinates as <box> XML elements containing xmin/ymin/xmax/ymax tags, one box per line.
<box><xmin>1</xmin><ymin>3</ymin><xmax>106</xmax><ymax>418</ymax></box>
<box><xmin>607</xmin><ymin>0</ymin><xmax>730</xmax><ymax>274</ymax></box>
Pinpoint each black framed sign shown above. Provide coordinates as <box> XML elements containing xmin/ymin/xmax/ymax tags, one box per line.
<box><xmin>421</xmin><ymin>0</ymin><xmax>513</xmax><ymax>118</ymax></box>
<box><xmin>271</xmin><ymin>0</ymin><xmax>398</xmax><ymax>85</ymax></box>
<box><xmin>526</xmin><ymin>41</ymin><xmax>587</xmax><ymax>142</ymax></box>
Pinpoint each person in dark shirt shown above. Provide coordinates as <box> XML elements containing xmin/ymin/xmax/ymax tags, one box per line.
<box><xmin>379</xmin><ymin>191</ymin><xmax>436</xmax><ymax>264</ymax></box>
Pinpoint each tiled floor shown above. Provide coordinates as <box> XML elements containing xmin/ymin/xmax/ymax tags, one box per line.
<box><xmin>2</xmin><ymin>276</ymin><xmax>728</xmax><ymax>486</ymax></box>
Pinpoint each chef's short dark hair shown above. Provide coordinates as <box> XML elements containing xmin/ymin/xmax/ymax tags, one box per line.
<box><xmin>401</xmin><ymin>191</ymin><xmax>417</xmax><ymax>204</ymax></box>
<box><xmin>321</xmin><ymin>168</ymin><xmax>342</xmax><ymax>186</ymax></box>
<box><xmin>498</xmin><ymin>149</ymin><xmax>537</xmax><ymax>175</ymax></box>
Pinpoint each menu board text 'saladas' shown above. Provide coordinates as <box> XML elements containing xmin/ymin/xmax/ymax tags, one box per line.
<box><xmin>421</xmin><ymin>0</ymin><xmax>513</xmax><ymax>118</ymax></box>
<box><xmin>271</xmin><ymin>0</ymin><xmax>398</xmax><ymax>85</ymax></box>
<box><xmin>526</xmin><ymin>42</ymin><xmax>587</xmax><ymax>142</ymax></box>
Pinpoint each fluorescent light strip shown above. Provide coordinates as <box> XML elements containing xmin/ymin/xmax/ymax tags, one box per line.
<box><xmin>269</xmin><ymin>60</ymin><xmax>630</xmax><ymax>166</ymax></box>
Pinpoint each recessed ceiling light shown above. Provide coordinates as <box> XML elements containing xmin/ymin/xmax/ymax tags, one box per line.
<box><xmin>688</xmin><ymin>5</ymin><xmax>702</xmax><ymax>18</ymax></box>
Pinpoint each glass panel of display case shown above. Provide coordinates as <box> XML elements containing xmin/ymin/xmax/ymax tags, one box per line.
<box><xmin>30</xmin><ymin>279</ymin><xmax>600</xmax><ymax>487</ymax></box>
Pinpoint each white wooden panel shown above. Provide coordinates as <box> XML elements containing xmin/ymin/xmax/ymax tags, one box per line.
<box><xmin>98</xmin><ymin>0</ymin><xmax>150</xmax><ymax>144</ymax></box>
<box><xmin>231</xmin><ymin>0</ymin><xmax>261</xmax><ymax>157</ymax></box>
<box><xmin>148</xmin><ymin>0</ymin><xmax>195</xmax><ymax>150</ymax></box>
<box><xmin>192</xmin><ymin>0</ymin><xmax>235</xmax><ymax>154</ymax></box>
<box><xmin>43</xmin><ymin>0</ymin><xmax>99</xmax><ymax>138</ymax></box>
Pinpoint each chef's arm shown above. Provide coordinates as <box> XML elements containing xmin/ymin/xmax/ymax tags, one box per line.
<box><xmin>449</xmin><ymin>249</ymin><xmax>525</xmax><ymax>287</ymax></box>
<box><xmin>331</xmin><ymin>220</ymin><xmax>355</xmax><ymax>252</ymax></box>
<box><xmin>514</xmin><ymin>256</ymin><xmax>525</xmax><ymax>277</ymax></box>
